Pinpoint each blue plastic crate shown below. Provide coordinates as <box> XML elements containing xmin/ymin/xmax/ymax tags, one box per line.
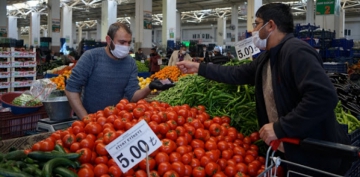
<box><xmin>302</xmin><ymin>38</ymin><xmax>316</xmax><ymax>47</ymax></box>
<box><xmin>313</xmin><ymin>29</ymin><xmax>335</xmax><ymax>39</ymax></box>
<box><xmin>294</xmin><ymin>23</ymin><xmax>319</xmax><ymax>33</ymax></box>
<box><xmin>299</xmin><ymin>30</ymin><xmax>312</xmax><ymax>38</ymax></box>
<box><xmin>332</xmin><ymin>39</ymin><xmax>354</xmax><ymax>50</ymax></box>
<box><xmin>138</xmin><ymin>72</ymin><xmax>151</xmax><ymax>78</ymax></box>
<box><xmin>323</xmin><ymin>62</ymin><xmax>347</xmax><ymax>73</ymax></box>
<box><xmin>334</xmin><ymin>57</ymin><xmax>354</xmax><ymax>65</ymax></box>
<box><xmin>326</xmin><ymin>48</ymin><xmax>341</xmax><ymax>58</ymax></box>
<box><xmin>351</xmin><ymin>48</ymin><xmax>360</xmax><ymax>58</ymax></box>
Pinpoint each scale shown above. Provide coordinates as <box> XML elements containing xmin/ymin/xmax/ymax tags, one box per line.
<box><xmin>36</xmin><ymin>117</ymin><xmax>78</xmax><ymax>132</ymax></box>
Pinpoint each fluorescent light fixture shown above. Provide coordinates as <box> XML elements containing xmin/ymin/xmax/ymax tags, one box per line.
<box><xmin>6</xmin><ymin>5</ymin><xmax>15</xmax><ymax>10</ymax></box>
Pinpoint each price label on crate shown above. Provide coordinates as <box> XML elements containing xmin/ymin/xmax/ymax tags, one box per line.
<box><xmin>105</xmin><ymin>120</ymin><xmax>161</xmax><ymax>173</ymax></box>
<box><xmin>234</xmin><ymin>37</ymin><xmax>260</xmax><ymax>60</ymax></box>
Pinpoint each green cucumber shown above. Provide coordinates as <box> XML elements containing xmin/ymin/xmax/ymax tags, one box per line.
<box><xmin>28</xmin><ymin>151</ymin><xmax>80</xmax><ymax>161</ymax></box>
<box><xmin>42</xmin><ymin>158</ymin><xmax>77</xmax><ymax>177</ymax></box>
<box><xmin>53</xmin><ymin>166</ymin><xmax>78</xmax><ymax>177</ymax></box>
<box><xmin>0</xmin><ymin>167</ymin><xmax>32</xmax><ymax>177</ymax></box>
<box><xmin>4</xmin><ymin>150</ymin><xmax>26</xmax><ymax>161</ymax></box>
<box><xmin>54</xmin><ymin>144</ymin><xmax>66</xmax><ymax>153</ymax></box>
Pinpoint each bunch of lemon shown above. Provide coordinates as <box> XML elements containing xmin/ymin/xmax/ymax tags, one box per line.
<box><xmin>137</xmin><ymin>76</ymin><xmax>157</xmax><ymax>93</ymax></box>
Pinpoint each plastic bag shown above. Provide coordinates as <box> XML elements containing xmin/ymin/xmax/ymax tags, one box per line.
<box><xmin>29</xmin><ymin>79</ymin><xmax>57</xmax><ymax>102</ymax></box>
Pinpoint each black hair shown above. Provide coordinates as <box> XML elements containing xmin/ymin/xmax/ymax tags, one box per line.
<box><xmin>255</xmin><ymin>3</ymin><xmax>294</xmax><ymax>33</ymax></box>
<box><xmin>107</xmin><ymin>22</ymin><xmax>132</xmax><ymax>40</ymax></box>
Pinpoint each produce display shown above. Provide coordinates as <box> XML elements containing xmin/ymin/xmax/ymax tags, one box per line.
<box><xmin>12</xmin><ymin>94</ymin><xmax>42</xmax><ymax>107</ymax></box>
<box><xmin>50</xmin><ymin>70</ymin><xmax>72</xmax><ymax>90</ymax></box>
<box><xmin>138</xmin><ymin>76</ymin><xmax>157</xmax><ymax>93</ymax></box>
<box><xmin>150</xmin><ymin>66</ymin><xmax>187</xmax><ymax>82</ymax></box>
<box><xmin>335</xmin><ymin>101</ymin><xmax>360</xmax><ymax>133</ymax></box>
<box><xmin>153</xmin><ymin>61</ymin><xmax>258</xmax><ymax>136</ymax></box>
<box><xmin>136</xmin><ymin>60</ymin><xmax>149</xmax><ymax>73</ymax></box>
<box><xmin>46</xmin><ymin>65</ymin><xmax>68</xmax><ymax>74</ymax></box>
<box><xmin>0</xmin><ymin>99</ymin><xmax>271</xmax><ymax>177</ymax></box>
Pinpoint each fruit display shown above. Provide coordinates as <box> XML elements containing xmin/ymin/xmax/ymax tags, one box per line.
<box><xmin>0</xmin><ymin>98</ymin><xmax>271</xmax><ymax>177</ymax></box>
<box><xmin>138</xmin><ymin>76</ymin><xmax>157</xmax><ymax>93</ymax></box>
<box><xmin>50</xmin><ymin>70</ymin><xmax>72</xmax><ymax>90</ymax></box>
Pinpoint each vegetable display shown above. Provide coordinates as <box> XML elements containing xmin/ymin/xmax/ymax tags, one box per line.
<box><xmin>153</xmin><ymin>62</ymin><xmax>258</xmax><ymax>135</ymax></box>
<box><xmin>150</xmin><ymin>66</ymin><xmax>187</xmax><ymax>82</ymax></box>
<box><xmin>136</xmin><ymin>60</ymin><xmax>149</xmax><ymax>73</ymax></box>
<box><xmin>335</xmin><ymin>101</ymin><xmax>360</xmax><ymax>133</ymax></box>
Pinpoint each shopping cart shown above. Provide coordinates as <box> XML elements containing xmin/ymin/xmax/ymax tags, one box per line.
<box><xmin>258</xmin><ymin>138</ymin><xmax>360</xmax><ymax>177</ymax></box>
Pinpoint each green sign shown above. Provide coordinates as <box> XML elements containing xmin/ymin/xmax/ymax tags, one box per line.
<box><xmin>316</xmin><ymin>0</ymin><xmax>336</xmax><ymax>15</ymax></box>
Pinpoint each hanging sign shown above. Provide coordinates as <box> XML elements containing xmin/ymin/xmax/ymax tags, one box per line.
<box><xmin>0</xmin><ymin>27</ymin><xmax>7</xmax><ymax>37</ymax></box>
<box><xmin>105</xmin><ymin>120</ymin><xmax>161</xmax><ymax>173</ymax></box>
<box><xmin>316</xmin><ymin>0</ymin><xmax>336</xmax><ymax>15</ymax></box>
<box><xmin>234</xmin><ymin>37</ymin><xmax>260</xmax><ymax>60</ymax></box>
<box><xmin>143</xmin><ymin>11</ymin><xmax>152</xmax><ymax>29</ymax></box>
<box><xmin>52</xmin><ymin>19</ymin><xmax>60</xmax><ymax>33</ymax></box>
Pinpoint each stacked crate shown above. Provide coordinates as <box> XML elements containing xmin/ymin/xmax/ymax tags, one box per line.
<box><xmin>10</xmin><ymin>48</ymin><xmax>37</xmax><ymax>92</ymax></box>
<box><xmin>0</xmin><ymin>49</ymin><xmax>12</xmax><ymax>95</ymax></box>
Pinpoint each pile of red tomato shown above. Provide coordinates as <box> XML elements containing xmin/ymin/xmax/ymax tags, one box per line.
<box><xmin>31</xmin><ymin>99</ymin><xmax>271</xmax><ymax>177</ymax></box>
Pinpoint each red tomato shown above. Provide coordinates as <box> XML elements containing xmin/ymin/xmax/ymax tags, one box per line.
<box><xmin>80</xmin><ymin>138</ymin><xmax>94</xmax><ymax>149</ymax></box>
<box><xmin>62</xmin><ymin>134</ymin><xmax>76</xmax><ymax>148</ymax></box>
<box><xmin>77</xmin><ymin>167</ymin><xmax>94</xmax><ymax>177</ymax></box>
<box><xmin>203</xmin><ymin>119</ymin><xmax>213</xmax><ymax>129</ymax></box>
<box><xmin>166</xmin><ymin>130</ymin><xmax>178</xmax><ymax>141</ymax></box>
<box><xmin>181</xmin><ymin>153</ymin><xmax>193</xmax><ymax>165</ymax></box>
<box><xmin>205</xmin><ymin>140</ymin><xmax>217</xmax><ymax>151</ymax></box>
<box><xmin>85</xmin><ymin>122</ymin><xmax>102</xmax><ymax>135</ymax></box>
<box><xmin>155</xmin><ymin>152</ymin><xmax>170</xmax><ymax>164</ymax></box>
<box><xmin>158</xmin><ymin>123</ymin><xmax>170</xmax><ymax>135</ymax></box>
<box><xmin>225</xmin><ymin>165</ymin><xmax>237</xmax><ymax>177</ymax></box>
<box><xmin>76</xmin><ymin>148</ymin><xmax>92</xmax><ymax>164</ymax></box>
<box><xmin>206</xmin><ymin>149</ymin><xmax>221</xmax><ymax>162</ymax></box>
<box><xmin>236</xmin><ymin>162</ymin><xmax>248</xmax><ymax>174</ymax></box>
<box><xmin>191</xmin><ymin>139</ymin><xmax>205</xmax><ymax>149</ymax></box>
<box><xmin>227</xmin><ymin>159</ymin><xmax>237</xmax><ymax>166</ymax></box>
<box><xmin>205</xmin><ymin>161</ymin><xmax>220</xmax><ymax>176</ymax></box>
<box><xmin>191</xmin><ymin>119</ymin><xmax>203</xmax><ymax>129</ymax></box>
<box><xmin>245</xmin><ymin>154</ymin><xmax>255</xmax><ymax>164</ymax></box>
<box><xmin>233</xmin><ymin>146</ymin><xmax>246</xmax><ymax>156</ymax></box>
<box><xmin>70</xmin><ymin>142</ymin><xmax>81</xmax><ymax>152</ymax></box>
<box><xmin>107</xmin><ymin>159</ymin><xmax>117</xmax><ymax>167</ymax></box>
<box><xmin>95</xmin><ymin>143</ymin><xmax>108</xmax><ymax>156</ymax></box>
<box><xmin>233</xmin><ymin>155</ymin><xmax>244</xmax><ymax>163</ymax></box>
<box><xmin>217</xmin><ymin>158</ymin><xmax>227</xmax><ymax>171</ymax></box>
<box><xmin>221</xmin><ymin>150</ymin><xmax>233</xmax><ymax>160</ymax></box>
<box><xmin>177</xmin><ymin>109</ymin><xmax>188</xmax><ymax>118</ymax></box>
<box><xmin>175</xmin><ymin>126</ymin><xmax>186</xmax><ymax>136</ymax></box>
<box><xmin>81</xmin><ymin>163</ymin><xmax>94</xmax><ymax>170</ymax></box>
<box><xmin>190</xmin><ymin>158</ymin><xmax>201</xmax><ymax>168</ymax></box>
<box><xmin>176</xmin><ymin>116</ymin><xmax>186</xmax><ymax>126</ymax></box>
<box><xmin>102</xmin><ymin>131</ymin><xmax>116</xmax><ymax>145</ymax></box>
<box><xmin>133</xmin><ymin>107</ymin><xmax>145</xmax><ymax>118</ymax></box>
<box><xmin>193</xmin><ymin>147</ymin><xmax>206</xmax><ymax>160</ymax></box>
<box><xmin>138</xmin><ymin>157</ymin><xmax>155</xmax><ymax>171</ymax></box>
<box><xmin>184</xmin><ymin>164</ymin><xmax>192</xmax><ymax>176</ymax></box>
<box><xmin>166</xmin><ymin>111</ymin><xmax>178</xmax><ymax>120</ymax></box>
<box><xmin>157</xmin><ymin>162</ymin><xmax>172</xmax><ymax>176</ymax></box>
<box><xmin>221</xmin><ymin>116</ymin><xmax>231</xmax><ymax>124</ymax></box>
<box><xmin>169</xmin><ymin>152</ymin><xmax>182</xmax><ymax>163</ymax></box>
<box><xmin>108</xmin><ymin>165</ymin><xmax>122</xmax><ymax>177</ymax></box>
<box><xmin>94</xmin><ymin>163</ymin><xmax>108</xmax><ymax>177</ymax></box>
<box><xmin>96</xmin><ymin>117</ymin><xmax>107</xmax><ymax>126</ymax></box>
<box><xmin>148</xmin><ymin>121</ymin><xmax>159</xmax><ymax>134</ymax></box>
<box><xmin>149</xmin><ymin>171</ymin><xmax>160</xmax><ymax>177</ymax></box>
<box><xmin>163</xmin><ymin>170</ymin><xmax>179</xmax><ymax>177</ymax></box>
<box><xmin>243</xmin><ymin>136</ymin><xmax>252</xmax><ymax>144</ymax></box>
<box><xmin>192</xmin><ymin>166</ymin><xmax>206</xmax><ymax>177</ymax></box>
<box><xmin>176</xmin><ymin>145</ymin><xmax>188</xmax><ymax>155</ymax></box>
<box><xmin>246</xmin><ymin>149</ymin><xmax>258</xmax><ymax>158</ymax></box>
<box><xmin>94</xmin><ymin>156</ymin><xmax>108</xmax><ymax>165</ymax></box>
<box><xmin>171</xmin><ymin>161</ymin><xmax>185</xmax><ymax>176</ymax></box>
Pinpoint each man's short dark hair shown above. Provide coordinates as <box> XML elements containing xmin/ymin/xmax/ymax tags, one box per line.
<box><xmin>138</xmin><ymin>48</ymin><xmax>142</xmax><ymax>51</ymax></box>
<box><xmin>107</xmin><ymin>22</ymin><xmax>132</xmax><ymax>40</ymax></box>
<box><xmin>151</xmin><ymin>48</ymin><xmax>156</xmax><ymax>51</ymax></box>
<box><xmin>255</xmin><ymin>3</ymin><xmax>294</xmax><ymax>33</ymax></box>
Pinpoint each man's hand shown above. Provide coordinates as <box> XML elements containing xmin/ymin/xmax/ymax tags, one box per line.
<box><xmin>176</xmin><ymin>61</ymin><xmax>200</xmax><ymax>74</ymax></box>
<box><xmin>259</xmin><ymin>123</ymin><xmax>278</xmax><ymax>145</ymax></box>
<box><xmin>149</xmin><ymin>79</ymin><xmax>175</xmax><ymax>90</ymax></box>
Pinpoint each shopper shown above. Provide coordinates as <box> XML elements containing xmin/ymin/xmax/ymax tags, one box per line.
<box><xmin>198</xmin><ymin>45</ymin><xmax>210</xmax><ymax>63</ymax></box>
<box><xmin>168</xmin><ymin>46</ymin><xmax>192</xmax><ymax>66</ymax></box>
<box><xmin>210</xmin><ymin>47</ymin><xmax>230</xmax><ymax>65</ymax></box>
<box><xmin>226</xmin><ymin>51</ymin><xmax>235</xmax><ymax>60</ymax></box>
<box><xmin>134</xmin><ymin>48</ymin><xmax>146</xmax><ymax>61</ymax></box>
<box><xmin>177</xmin><ymin>3</ymin><xmax>351</xmax><ymax>176</ymax></box>
<box><xmin>65</xmin><ymin>22</ymin><xmax>174</xmax><ymax>119</ymax></box>
<box><xmin>149</xmin><ymin>48</ymin><xmax>161</xmax><ymax>74</ymax></box>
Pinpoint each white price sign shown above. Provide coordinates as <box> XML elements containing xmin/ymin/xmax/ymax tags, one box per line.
<box><xmin>105</xmin><ymin>120</ymin><xmax>161</xmax><ymax>173</ymax></box>
<box><xmin>235</xmin><ymin>37</ymin><xmax>261</xmax><ymax>60</ymax></box>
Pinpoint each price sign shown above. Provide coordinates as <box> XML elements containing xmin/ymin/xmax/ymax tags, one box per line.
<box><xmin>234</xmin><ymin>37</ymin><xmax>260</xmax><ymax>60</ymax></box>
<box><xmin>105</xmin><ymin>120</ymin><xmax>161</xmax><ymax>173</ymax></box>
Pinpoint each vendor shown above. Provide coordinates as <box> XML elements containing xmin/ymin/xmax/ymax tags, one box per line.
<box><xmin>65</xmin><ymin>22</ymin><xmax>174</xmax><ymax>119</ymax></box>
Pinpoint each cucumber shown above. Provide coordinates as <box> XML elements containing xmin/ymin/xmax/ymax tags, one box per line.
<box><xmin>42</xmin><ymin>158</ymin><xmax>77</xmax><ymax>177</ymax></box>
<box><xmin>0</xmin><ymin>167</ymin><xmax>33</xmax><ymax>177</ymax></box>
<box><xmin>54</xmin><ymin>144</ymin><xmax>66</xmax><ymax>153</ymax></box>
<box><xmin>28</xmin><ymin>151</ymin><xmax>80</xmax><ymax>161</ymax></box>
<box><xmin>15</xmin><ymin>161</ymin><xmax>27</xmax><ymax>169</ymax></box>
<box><xmin>4</xmin><ymin>150</ymin><xmax>26</xmax><ymax>161</ymax></box>
<box><xmin>24</xmin><ymin>157</ymin><xmax>35</xmax><ymax>164</ymax></box>
<box><xmin>53</xmin><ymin>167</ymin><xmax>77</xmax><ymax>177</ymax></box>
<box><xmin>0</xmin><ymin>153</ymin><xmax>4</xmax><ymax>162</ymax></box>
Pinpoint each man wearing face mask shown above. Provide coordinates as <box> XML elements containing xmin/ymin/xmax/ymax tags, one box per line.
<box><xmin>177</xmin><ymin>3</ymin><xmax>351</xmax><ymax>176</ymax></box>
<box><xmin>168</xmin><ymin>46</ymin><xmax>192</xmax><ymax>66</ymax></box>
<box><xmin>65</xmin><ymin>22</ymin><xmax>174</xmax><ymax>119</ymax></box>
<box><xmin>198</xmin><ymin>45</ymin><xmax>210</xmax><ymax>63</ymax></box>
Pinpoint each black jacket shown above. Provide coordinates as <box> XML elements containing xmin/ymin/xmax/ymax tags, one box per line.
<box><xmin>199</xmin><ymin>50</ymin><xmax>210</xmax><ymax>63</ymax></box>
<box><xmin>210</xmin><ymin>53</ymin><xmax>230</xmax><ymax>65</ymax></box>
<box><xmin>198</xmin><ymin>33</ymin><xmax>351</xmax><ymax>175</ymax></box>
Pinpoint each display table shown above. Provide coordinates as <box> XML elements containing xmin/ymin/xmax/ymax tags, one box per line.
<box><xmin>0</xmin><ymin>132</ymin><xmax>51</xmax><ymax>153</ymax></box>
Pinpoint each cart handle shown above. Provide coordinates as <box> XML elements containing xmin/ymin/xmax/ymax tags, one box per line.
<box><xmin>270</xmin><ymin>138</ymin><xmax>360</xmax><ymax>161</ymax></box>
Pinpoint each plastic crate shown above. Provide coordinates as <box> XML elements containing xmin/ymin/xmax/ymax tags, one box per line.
<box><xmin>299</xmin><ymin>30</ymin><xmax>312</xmax><ymax>38</ymax></box>
<box><xmin>294</xmin><ymin>23</ymin><xmax>319</xmax><ymax>33</ymax></box>
<box><xmin>0</xmin><ymin>107</ymin><xmax>48</xmax><ymax>140</ymax></box>
<box><xmin>326</xmin><ymin>48</ymin><xmax>341</xmax><ymax>58</ymax></box>
<box><xmin>138</xmin><ymin>72</ymin><xmax>151</xmax><ymax>78</ymax></box>
<box><xmin>323</xmin><ymin>62</ymin><xmax>347</xmax><ymax>73</ymax></box>
<box><xmin>315</xmin><ymin>39</ymin><xmax>333</xmax><ymax>49</ymax></box>
<box><xmin>332</xmin><ymin>39</ymin><xmax>354</xmax><ymax>50</ymax></box>
<box><xmin>346</xmin><ymin>160</ymin><xmax>360</xmax><ymax>177</ymax></box>
<box><xmin>351</xmin><ymin>48</ymin><xmax>360</xmax><ymax>58</ymax></box>
<box><xmin>302</xmin><ymin>38</ymin><xmax>316</xmax><ymax>47</ymax></box>
<box><xmin>334</xmin><ymin>57</ymin><xmax>354</xmax><ymax>65</ymax></box>
<box><xmin>313</xmin><ymin>29</ymin><xmax>335</xmax><ymax>39</ymax></box>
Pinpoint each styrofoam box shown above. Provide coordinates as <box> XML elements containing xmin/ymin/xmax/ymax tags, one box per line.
<box><xmin>11</xmin><ymin>51</ymin><xmax>36</xmax><ymax>58</ymax></box>
<box><xmin>0</xmin><ymin>72</ymin><xmax>11</xmax><ymax>78</ymax></box>
<box><xmin>0</xmin><ymin>82</ymin><xmax>11</xmax><ymax>88</ymax></box>
<box><xmin>0</xmin><ymin>51</ymin><xmax>11</xmax><ymax>58</ymax></box>
<box><xmin>11</xmin><ymin>71</ymin><xmax>36</xmax><ymax>77</ymax></box>
<box><xmin>11</xmin><ymin>81</ymin><xmax>33</xmax><ymax>88</ymax></box>
<box><xmin>0</xmin><ymin>62</ymin><xmax>12</xmax><ymax>68</ymax></box>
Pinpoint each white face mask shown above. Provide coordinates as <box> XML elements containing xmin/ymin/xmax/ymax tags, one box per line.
<box><xmin>110</xmin><ymin>39</ymin><xmax>129</xmax><ymax>59</ymax></box>
<box><xmin>181</xmin><ymin>51</ymin><xmax>186</xmax><ymax>55</ymax></box>
<box><xmin>252</xmin><ymin>22</ymin><xmax>271</xmax><ymax>50</ymax></box>
<box><xmin>203</xmin><ymin>48</ymin><xmax>206</xmax><ymax>51</ymax></box>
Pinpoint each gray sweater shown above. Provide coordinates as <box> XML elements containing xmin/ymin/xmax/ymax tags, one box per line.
<box><xmin>66</xmin><ymin>47</ymin><xmax>139</xmax><ymax>114</ymax></box>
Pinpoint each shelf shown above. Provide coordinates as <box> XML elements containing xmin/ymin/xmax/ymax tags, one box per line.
<box><xmin>11</xmin><ymin>61</ymin><xmax>37</xmax><ymax>67</ymax></box>
<box><xmin>11</xmin><ymin>71</ymin><xmax>36</xmax><ymax>78</ymax></box>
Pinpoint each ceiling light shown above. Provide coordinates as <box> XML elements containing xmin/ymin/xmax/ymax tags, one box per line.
<box><xmin>6</xmin><ymin>5</ymin><xmax>15</xmax><ymax>11</ymax></box>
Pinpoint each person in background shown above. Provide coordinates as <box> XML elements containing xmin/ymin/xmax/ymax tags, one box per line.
<box><xmin>210</xmin><ymin>47</ymin><xmax>230</xmax><ymax>65</ymax></box>
<box><xmin>60</xmin><ymin>52</ymin><xmax>72</xmax><ymax>65</ymax></box>
<box><xmin>177</xmin><ymin>3</ymin><xmax>351</xmax><ymax>176</ymax></box>
<box><xmin>45</xmin><ymin>51</ymin><xmax>54</xmax><ymax>63</ymax></box>
<box><xmin>134</xmin><ymin>48</ymin><xmax>146</xmax><ymax>61</ymax></box>
<box><xmin>149</xmin><ymin>48</ymin><xmax>161</xmax><ymax>74</ymax></box>
<box><xmin>65</xmin><ymin>22</ymin><xmax>174</xmax><ymax>119</ymax></box>
<box><xmin>198</xmin><ymin>45</ymin><xmax>210</xmax><ymax>63</ymax></box>
<box><xmin>226</xmin><ymin>51</ymin><xmax>235</xmax><ymax>60</ymax></box>
<box><xmin>168</xmin><ymin>46</ymin><xmax>192</xmax><ymax>66</ymax></box>
<box><xmin>68</xmin><ymin>51</ymin><xmax>78</xmax><ymax>64</ymax></box>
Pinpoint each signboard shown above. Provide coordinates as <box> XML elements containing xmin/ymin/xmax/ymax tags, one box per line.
<box><xmin>143</xmin><ymin>11</ymin><xmax>152</xmax><ymax>29</ymax></box>
<box><xmin>105</xmin><ymin>120</ymin><xmax>161</xmax><ymax>173</ymax></box>
<box><xmin>0</xmin><ymin>27</ymin><xmax>7</xmax><ymax>37</ymax></box>
<box><xmin>234</xmin><ymin>37</ymin><xmax>261</xmax><ymax>60</ymax></box>
<box><xmin>316</xmin><ymin>0</ymin><xmax>336</xmax><ymax>15</ymax></box>
<box><xmin>52</xmin><ymin>19</ymin><xmax>60</xmax><ymax>33</ymax></box>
